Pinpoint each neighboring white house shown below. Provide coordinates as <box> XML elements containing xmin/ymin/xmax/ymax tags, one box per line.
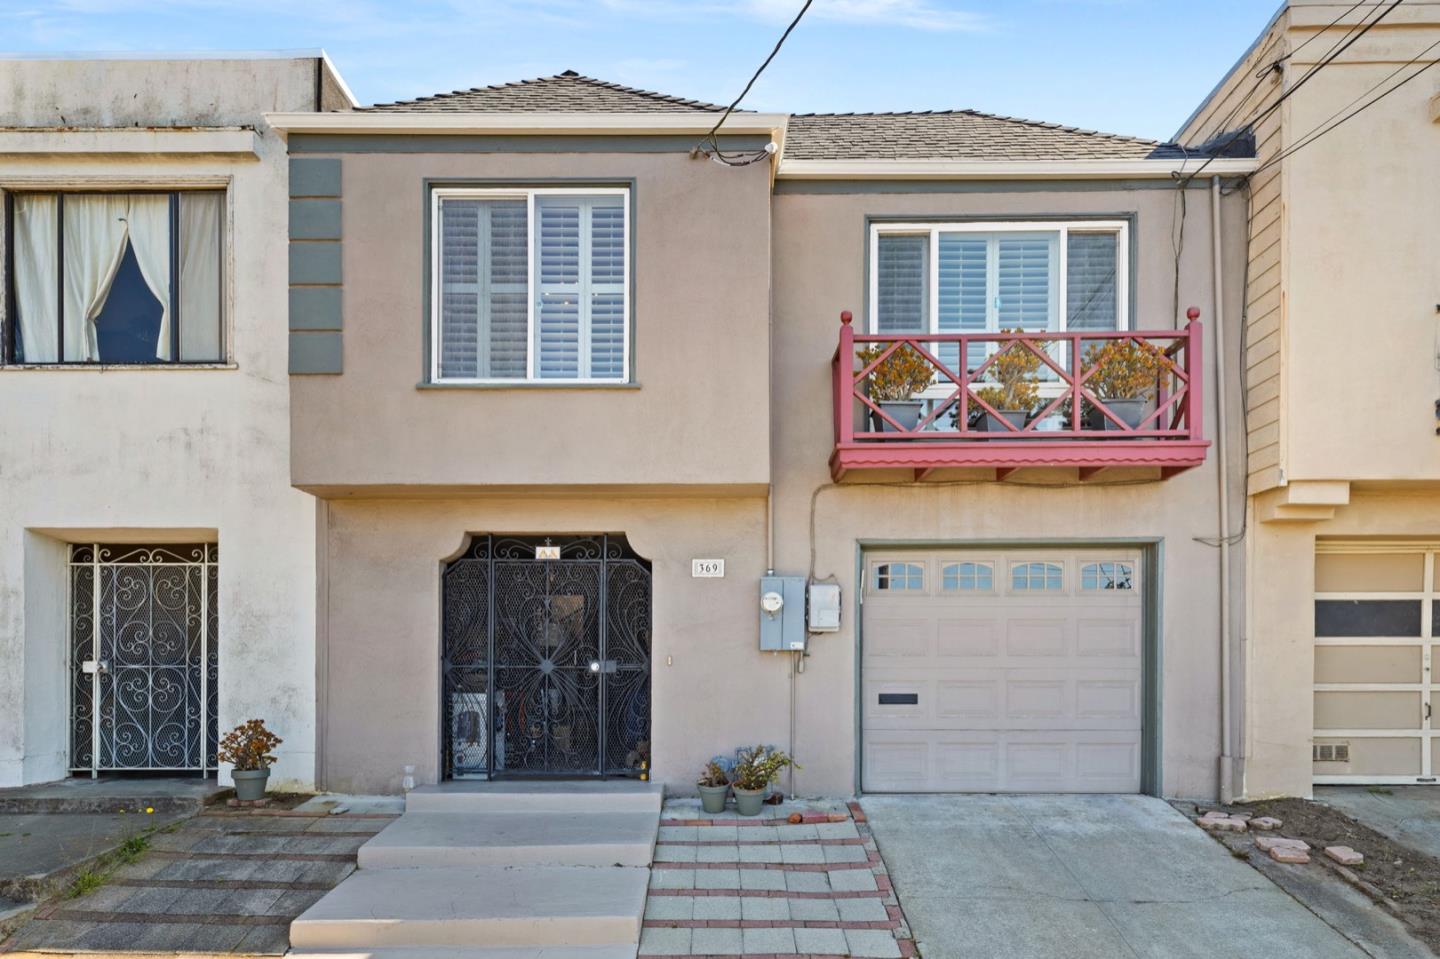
<box><xmin>0</xmin><ymin>53</ymin><xmax>354</xmax><ymax>790</ymax></box>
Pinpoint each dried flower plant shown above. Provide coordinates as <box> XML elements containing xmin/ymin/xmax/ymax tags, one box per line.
<box><xmin>217</xmin><ymin>719</ymin><xmax>282</xmax><ymax>772</ymax></box>
<box><xmin>857</xmin><ymin>343</ymin><xmax>935</xmax><ymax>403</ymax></box>
<box><xmin>697</xmin><ymin>759</ymin><xmax>731</xmax><ymax>788</ymax></box>
<box><xmin>973</xmin><ymin>332</ymin><xmax>1042</xmax><ymax>412</ymax></box>
<box><xmin>1083</xmin><ymin>338</ymin><xmax>1166</xmax><ymax>401</ymax></box>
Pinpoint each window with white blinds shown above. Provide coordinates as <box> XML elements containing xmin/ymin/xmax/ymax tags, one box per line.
<box><xmin>432</xmin><ymin>187</ymin><xmax>629</xmax><ymax>382</ymax></box>
<box><xmin>870</xmin><ymin>221</ymin><xmax>1128</xmax><ymax>344</ymax></box>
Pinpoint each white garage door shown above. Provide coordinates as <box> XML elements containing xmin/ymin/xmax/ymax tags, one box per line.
<box><xmin>862</xmin><ymin>549</ymin><xmax>1144</xmax><ymax>793</ymax></box>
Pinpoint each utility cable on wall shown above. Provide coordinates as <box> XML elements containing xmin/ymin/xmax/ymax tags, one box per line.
<box><xmin>693</xmin><ymin>0</ymin><xmax>814</xmax><ymax>166</ymax></box>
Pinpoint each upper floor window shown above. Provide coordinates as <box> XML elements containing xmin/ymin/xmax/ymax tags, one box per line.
<box><xmin>432</xmin><ymin>187</ymin><xmax>630</xmax><ymax>383</ymax></box>
<box><xmin>4</xmin><ymin>191</ymin><xmax>225</xmax><ymax>364</ymax></box>
<box><xmin>869</xmin><ymin>221</ymin><xmax>1129</xmax><ymax>346</ymax></box>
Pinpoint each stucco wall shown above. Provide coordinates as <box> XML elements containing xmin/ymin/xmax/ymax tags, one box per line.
<box><xmin>768</xmin><ymin>182</ymin><xmax>1251</xmax><ymax>799</ymax></box>
<box><xmin>0</xmin><ymin>58</ymin><xmax>321</xmax><ymax>789</ymax></box>
<box><xmin>288</xmin><ymin>147</ymin><xmax>773</xmax><ymax>492</ymax></box>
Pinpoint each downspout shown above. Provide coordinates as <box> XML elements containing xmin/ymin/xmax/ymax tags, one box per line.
<box><xmin>1212</xmin><ymin>175</ymin><xmax>1235</xmax><ymax>803</ymax></box>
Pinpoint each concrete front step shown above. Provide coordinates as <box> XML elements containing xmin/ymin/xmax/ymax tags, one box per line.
<box><xmin>405</xmin><ymin>780</ymin><xmax>663</xmax><ymax>815</ymax></box>
<box><xmin>288</xmin><ymin>947</ymin><xmax>637</xmax><ymax>959</ymax></box>
<box><xmin>359</xmin><ymin>811</ymin><xmax>658</xmax><ymax>868</ymax></box>
<box><xmin>289</xmin><ymin>864</ymin><xmax>649</xmax><ymax>950</ymax></box>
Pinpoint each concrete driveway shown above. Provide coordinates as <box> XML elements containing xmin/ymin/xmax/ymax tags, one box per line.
<box><xmin>861</xmin><ymin>794</ymin><xmax>1366</xmax><ymax>959</ymax></box>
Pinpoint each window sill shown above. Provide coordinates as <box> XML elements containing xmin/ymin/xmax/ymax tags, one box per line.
<box><xmin>417</xmin><ymin>380</ymin><xmax>641</xmax><ymax>391</ymax></box>
<box><xmin>0</xmin><ymin>363</ymin><xmax>238</xmax><ymax>372</ymax></box>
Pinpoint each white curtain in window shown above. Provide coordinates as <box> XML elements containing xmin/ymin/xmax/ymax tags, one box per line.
<box><xmin>61</xmin><ymin>195</ymin><xmax>131</xmax><ymax>361</ymax></box>
<box><xmin>124</xmin><ymin>195</ymin><xmax>173</xmax><ymax>360</ymax></box>
<box><xmin>179</xmin><ymin>193</ymin><xmax>222</xmax><ymax>362</ymax></box>
<box><xmin>12</xmin><ymin>195</ymin><xmax>59</xmax><ymax>363</ymax></box>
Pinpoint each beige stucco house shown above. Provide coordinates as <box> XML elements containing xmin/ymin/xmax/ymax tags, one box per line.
<box><xmin>1181</xmin><ymin>0</ymin><xmax>1440</xmax><ymax>799</ymax></box>
<box><xmin>0</xmin><ymin>54</ymin><xmax>352</xmax><ymax>790</ymax></box>
<box><xmin>264</xmin><ymin>70</ymin><xmax>1256</xmax><ymax>799</ymax></box>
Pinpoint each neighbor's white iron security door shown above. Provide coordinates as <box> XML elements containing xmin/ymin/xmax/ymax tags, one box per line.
<box><xmin>69</xmin><ymin>544</ymin><xmax>218</xmax><ymax>775</ymax></box>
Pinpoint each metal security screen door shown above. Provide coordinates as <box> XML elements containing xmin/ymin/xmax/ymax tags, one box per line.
<box><xmin>70</xmin><ymin>544</ymin><xmax>218</xmax><ymax>774</ymax></box>
<box><xmin>442</xmin><ymin>535</ymin><xmax>652</xmax><ymax>779</ymax></box>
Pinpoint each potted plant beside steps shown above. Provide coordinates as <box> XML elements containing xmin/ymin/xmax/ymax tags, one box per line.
<box><xmin>1083</xmin><ymin>337</ymin><xmax>1165</xmax><ymax>430</ymax></box>
<box><xmin>971</xmin><ymin>333</ymin><xmax>1042</xmax><ymax>432</ymax></box>
<box><xmin>219</xmin><ymin>718</ymin><xmax>282</xmax><ymax>802</ymax></box>
<box><xmin>697</xmin><ymin>758</ymin><xmax>732</xmax><ymax>814</ymax></box>
<box><xmin>858</xmin><ymin>342</ymin><xmax>935</xmax><ymax>433</ymax></box>
<box><xmin>730</xmin><ymin>745</ymin><xmax>799</xmax><ymax>817</ymax></box>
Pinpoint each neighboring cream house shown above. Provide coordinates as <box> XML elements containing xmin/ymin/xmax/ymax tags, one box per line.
<box><xmin>0</xmin><ymin>54</ymin><xmax>352</xmax><ymax>789</ymax></box>
<box><xmin>266</xmin><ymin>73</ymin><xmax>1255</xmax><ymax>798</ymax></box>
<box><xmin>1181</xmin><ymin>0</ymin><xmax>1440</xmax><ymax>797</ymax></box>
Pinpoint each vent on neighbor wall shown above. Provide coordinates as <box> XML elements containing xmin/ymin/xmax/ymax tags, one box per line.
<box><xmin>1313</xmin><ymin>743</ymin><xmax>1351</xmax><ymax>763</ymax></box>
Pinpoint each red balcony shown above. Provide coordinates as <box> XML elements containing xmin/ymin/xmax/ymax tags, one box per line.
<box><xmin>831</xmin><ymin>311</ymin><xmax>1209</xmax><ymax>481</ymax></box>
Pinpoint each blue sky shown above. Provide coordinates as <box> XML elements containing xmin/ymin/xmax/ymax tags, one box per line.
<box><xmin>0</xmin><ymin>0</ymin><xmax>1281</xmax><ymax>140</ymax></box>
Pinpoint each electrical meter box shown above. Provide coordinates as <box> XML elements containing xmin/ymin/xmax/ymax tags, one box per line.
<box><xmin>759</xmin><ymin>575</ymin><xmax>807</xmax><ymax>652</ymax></box>
<box><xmin>807</xmin><ymin>582</ymin><xmax>841</xmax><ymax>632</ymax></box>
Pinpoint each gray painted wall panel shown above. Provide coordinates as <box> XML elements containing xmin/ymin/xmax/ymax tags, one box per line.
<box><xmin>290</xmin><ymin>331</ymin><xmax>343</xmax><ymax>374</ymax></box>
<box><xmin>290</xmin><ymin>242</ymin><xmax>343</xmax><ymax>285</ymax></box>
<box><xmin>289</xmin><ymin>287</ymin><xmax>343</xmax><ymax>331</ymax></box>
<box><xmin>290</xmin><ymin>157</ymin><xmax>342</xmax><ymax>197</ymax></box>
<box><xmin>290</xmin><ymin>199</ymin><xmax>342</xmax><ymax>240</ymax></box>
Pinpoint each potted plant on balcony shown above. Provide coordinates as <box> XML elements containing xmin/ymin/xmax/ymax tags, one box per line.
<box><xmin>857</xmin><ymin>343</ymin><xmax>935</xmax><ymax>433</ymax></box>
<box><xmin>697</xmin><ymin>757</ymin><xmax>733</xmax><ymax>814</ymax></box>
<box><xmin>971</xmin><ymin>334</ymin><xmax>1042</xmax><ymax>432</ymax></box>
<box><xmin>218</xmin><ymin>719</ymin><xmax>283</xmax><ymax>802</ymax></box>
<box><xmin>1082</xmin><ymin>338</ymin><xmax>1165</xmax><ymax>430</ymax></box>
<box><xmin>730</xmin><ymin>745</ymin><xmax>799</xmax><ymax>817</ymax></box>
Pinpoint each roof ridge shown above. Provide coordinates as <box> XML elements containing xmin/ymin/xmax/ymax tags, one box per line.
<box><xmin>363</xmin><ymin>70</ymin><xmax>736</xmax><ymax>112</ymax></box>
<box><xmin>790</xmin><ymin>108</ymin><xmax>1159</xmax><ymax>146</ymax></box>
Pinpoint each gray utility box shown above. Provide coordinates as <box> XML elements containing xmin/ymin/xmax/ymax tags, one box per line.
<box><xmin>759</xmin><ymin>575</ymin><xmax>807</xmax><ymax>652</ymax></box>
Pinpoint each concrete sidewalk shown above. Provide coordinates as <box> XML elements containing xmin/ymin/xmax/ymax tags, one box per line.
<box><xmin>862</xmin><ymin>794</ymin><xmax>1367</xmax><ymax>959</ymax></box>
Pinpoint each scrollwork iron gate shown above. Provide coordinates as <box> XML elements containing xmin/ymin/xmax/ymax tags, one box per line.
<box><xmin>70</xmin><ymin>544</ymin><xmax>218</xmax><ymax>774</ymax></box>
<box><xmin>442</xmin><ymin>535</ymin><xmax>651</xmax><ymax>779</ymax></box>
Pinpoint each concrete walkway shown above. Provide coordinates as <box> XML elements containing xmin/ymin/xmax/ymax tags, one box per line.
<box><xmin>1316</xmin><ymin>785</ymin><xmax>1440</xmax><ymax>860</ymax></box>
<box><xmin>862</xmin><ymin>794</ymin><xmax>1368</xmax><ymax>959</ymax></box>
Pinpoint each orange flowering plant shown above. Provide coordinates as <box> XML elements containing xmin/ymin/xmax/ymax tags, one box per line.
<box><xmin>217</xmin><ymin>719</ymin><xmax>282</xmax><ymax>771</ymax></box>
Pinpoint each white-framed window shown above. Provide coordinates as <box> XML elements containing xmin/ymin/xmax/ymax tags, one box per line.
<box><xmin>868</xmin><ymin>220</ymin><xmax>1130</xmax><ymax>353</ymax></box>
<box><xmin>873</xmin><ymin>561</ymin><xmax>925</xmax><ymax>592</ymax></box>
<box><xmin>1081</xmin><ymin>561</ymin><xmax>1135</xmax><ymax>591</ymax></box>
<box><xmin>942</xmin><ymin>561</ymin><xmax>994</xmax><ymax>591</ymax></box>
<box><xmin>1011</xmin><ymin>561</ymin><xmax>1064</xmax><ymax>591</ymax></box>
<box><xmin>430</xmin><ymin>186</ymin><xmax>630</xmax><ymax>383</ymax></box>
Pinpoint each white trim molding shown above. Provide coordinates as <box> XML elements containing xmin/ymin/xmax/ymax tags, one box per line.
<box><xmin>776</xmin><ymin>157</ymin><xmax>1259</xmax><ymax>181</ymax></box>
<box><xmin>0</xmin><ymin>128</ymin><xmax>260</xmax><ymax>159</ymax></box>
<box><xmin>265</xmin><ymin>111</ymin><xmax>789</xmax><ymax>139</ymax></box>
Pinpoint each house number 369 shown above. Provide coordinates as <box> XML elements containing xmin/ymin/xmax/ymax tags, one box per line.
<box><xmin>692</xmin><ymin>559</ymin><xmax>725</xmax><ymax>578</ymax></box>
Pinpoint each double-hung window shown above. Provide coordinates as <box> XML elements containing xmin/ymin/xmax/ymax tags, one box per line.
<box><xmin>432</xmin><ymin>187</ymin><xmax>630</xmax><ymax>383</ymax></box>
<box><xmin>869</xmin><ymin>220</ymin><xmax>1129</xmax><ymax>372</ymax></box>
<box><xmin>3</xmin><ymin>190</ymin><xmax>225</xmax><ymax>364</ymax></box>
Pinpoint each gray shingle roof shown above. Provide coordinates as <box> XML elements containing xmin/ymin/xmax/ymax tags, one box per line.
<box><xmin>363</xmin><ymin>70</ymin><xmax>732</xmax><ymax>113</ymax></box>
<box><xmin>785</xmin><ymin>111</ymin><xmax>1178</xmax><ymax>161</ymax></box>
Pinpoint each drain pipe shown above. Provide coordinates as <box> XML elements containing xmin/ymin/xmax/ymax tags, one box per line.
<box><xmin>1211</xmin><ymin>175</ymin><xmax>1235</xmax><ymax>803</ymax></box>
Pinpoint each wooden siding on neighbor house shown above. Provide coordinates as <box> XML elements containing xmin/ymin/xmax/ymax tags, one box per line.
<box><xmin>1178</xmin><ymin>13</ymin><xmax>1289</xmax><ymax>494</ymax></box>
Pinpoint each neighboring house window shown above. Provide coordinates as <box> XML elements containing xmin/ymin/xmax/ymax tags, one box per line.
<box><xmin>1011</xmin><ymin>561</ymin><xmax>1063</xmax><ymax>591</ymax></box>
<box><xmin>870</xmin><ymin>220</ymin><xmax>1128</xmax><ymax>370</ymax></box>
<box><xmin>873</xmin><ymin>562</ymin><xmax>924</xmax><ymax>592</ymax></box>
<box><xmin>1081</xmin><ymin>561</ymin><xmax>1135</xmax><ymax>591</ymax></box>
<box><xmin>4</xmin><ymin>191</ymin><xmax>225</xmax><ymax>364</ymax></box>
<box><xmin>942</xmin><ymin>561</ymin><xmax>993</xmax><ymax>591</ymax></box>
<box><xmin>432</xmin><ymin>187</ymin><xmax>630</xmax><ymax>383</ymax></box>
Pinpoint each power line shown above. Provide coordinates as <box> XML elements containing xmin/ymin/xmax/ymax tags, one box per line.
<box><xmin>695</xmin><ymin>0</ymin><xmax>814</xmax><ymax>167</ymax></box>
<box><xmin>1259</xmin><ymin>0</ymin><xmax>1369</xmax><ymax>76</ymax></box>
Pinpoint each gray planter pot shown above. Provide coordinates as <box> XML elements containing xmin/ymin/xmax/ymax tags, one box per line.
<box><xmin>976</xmin><ymin>409</ymin><xmax>1030</xmax><ymax>433</ymax></box>
<box><xmin>732</xmin><ymin>786</ymin><xmax>767</xmax><ymax>817</ymax></box>
<box><xmin>698</xmin><ymin>784</ymin><xmax>729</xmax><ymax>814</ymax></box>
<box><xmin>1092</xmin><ymin>398</ymin><xmax>1148</xmax><ymax>431</ymax></box>
<box><xmin>232</xmin><ymin>768</ymin><xmax>270</xmax><ymax>802</ymax></box>
<box><xmin>874</xmin><ymin>400</ymin><xmax>924</xmax><ymax>433</ymax></box>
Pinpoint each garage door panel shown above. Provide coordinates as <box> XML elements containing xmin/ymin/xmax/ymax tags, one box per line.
<box><xmin>1314</xmin><ymin>691</ymin><xmax>1422</xmax><ymax>730</ymax></box>
<box><xmin>1315</xmin><ymin>645</ymin><xmax>1421</xmax><ymax>684</ymax></box>
<box><xmin>863</xmin><ymin>549</ymin><xmax>1143</xmax><ymax>793</ymax></box>
<box><xmin>1314</xmin><ymin>736</ymin><xmax>1421</xmax><ymax>778</ymax></box>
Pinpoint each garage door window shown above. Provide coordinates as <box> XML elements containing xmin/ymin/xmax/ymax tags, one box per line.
<box><xmin>1082</xmin><ymin>562</ymin><xmax>1135</xmax><ymax>591</ymax></box>
<box><xmin>942</xmin><ymin>561</ymin><xmax>993</xmax><ymax>591</ymax></box>
<box><xmin>1011</xmin><ymin>561</ymin><xmax>1063</xmax><ymax>591</ymax></box>
<box><xmin>874</xmin><ymin>561</ymin><xmax>924</xmax><ymax>592</ymax></box>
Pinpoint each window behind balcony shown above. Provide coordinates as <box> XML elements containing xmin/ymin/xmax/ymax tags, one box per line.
<box><xmin>433</xmin><ymin>187</ymin><xmax>630</xmax><ymax>383</ymax></box>
<box><xmin>4</xmin><ymin>191</ymin><xmax>225</xmax><ymax>364</ymax></box>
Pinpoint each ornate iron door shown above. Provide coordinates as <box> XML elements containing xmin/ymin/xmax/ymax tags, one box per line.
<box><xmin>443</xmin><ymin>535</ymin><xmax>651</xmax><ymax>779</ymax></box>
<box><xmin>70</xmin><ymin>544</ymin><xmax>218</xmax><ymax>774</ymax></box>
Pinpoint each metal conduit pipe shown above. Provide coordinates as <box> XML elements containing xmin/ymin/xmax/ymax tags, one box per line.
<box><xmin>1212</xmin><ymin>175</ymin><xmax>1235</xmax><ymax>803</ymax></box>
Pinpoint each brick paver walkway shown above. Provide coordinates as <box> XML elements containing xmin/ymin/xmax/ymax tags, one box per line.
<box><xmin>639</xmin><ymin>799</ymin><xmax>916</xmax><ymax>958</ymax></box>
<box><xmin>1</xmin><ymin>804</ymin><xmax>395</xmax><ymax>956</ymax></box>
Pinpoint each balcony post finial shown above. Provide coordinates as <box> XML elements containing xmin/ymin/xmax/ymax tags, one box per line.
<box><xmin>1186</xmin><ymin>306</ymin><xmax>1201</xmax><ymax>323</ymax></box>
<box><xmin>840</xmin><ymin>310</ymin><xmax>853</xmax><ymax>326</ymax></box>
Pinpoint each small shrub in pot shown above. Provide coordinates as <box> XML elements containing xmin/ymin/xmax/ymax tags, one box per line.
<box><xmin>697</xmin><ymin>758</ymin><xmax>732</xmax><ymax>814</ymax></box>
<box><xmin>1082</xmin><ymin>338</ymin><xmax>1165</xmax><ymax>430</ymax></box>
<box><xmin>730</xmin><ymin>745</ymin><xmax>799</xmax><ymax>817</ymax></box>
<box><xmin>857</xmin><ymin>343</ymin><xmax>934</xmax><ymax>433</ymax></box>
<box><xmin>218</xmin><ymin>719</ymin><xmax>282</xmax><ymax>801</ymax></box>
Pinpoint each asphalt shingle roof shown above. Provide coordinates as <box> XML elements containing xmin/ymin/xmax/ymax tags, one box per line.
<box><xmin>363</xmin><ymin>70</ymin><xmax>732</xmax><ymax>113</ymax></box>
<box><xmin>785</xmin><ymin>111</ymin><xmax>1177</xmax><ymax>161</ymax></box>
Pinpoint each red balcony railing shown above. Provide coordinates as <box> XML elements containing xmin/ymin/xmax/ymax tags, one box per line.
<box><xmin>831</xmin><ymin>309</ymin><xmax>1209</xmax><ymax>481</ymax></box>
